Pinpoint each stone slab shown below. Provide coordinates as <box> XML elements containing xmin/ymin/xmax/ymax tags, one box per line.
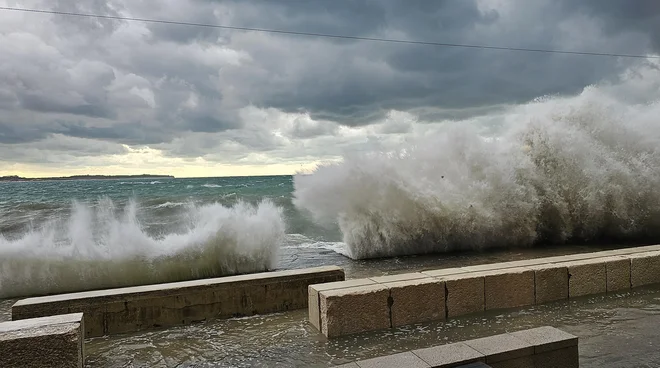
<box><xmin>356</xmin><ymin>352</ymin><xmax>431</xmax><ymax>368</ymax></box>
<box><xmin>413</xmin><ymin>342</ymin><xmax>485</xmax><ymax>367</ymax></box>
<box><xmin>530</xmin><ymin>265</ymin><xmax>569</xmax><ymax>304</ymax></box>
<box><xmin>0</xmin><ymin>313</ymin><xmax>84</xmax><ymax>368</ymax></box>
<box><xmin>533</xmin><ymin>346</ymin><xmax>579</xmax><ymax>368</ymax></box>
<box><xmin>308</xmin><ymin>278</ymin><xmax>375</xmax><ymax>331</ymax></box>
<box><xmin>370</xmin><ymin>272</ymin><xmax>429</xmax><ymax>284</ymax></box>
<box><xmin>13</xmin><ymin>266</ymin><xmax>344</xmax><ymax>338</ymax></box>
<box><xmin>489</xmin><ymin>355</ymin><xmax>534</xmax><ymax>368</ymax></box>
<box><xmin>442</xmin><ymin>274</ymin><xmax>485</xmax><ymax>318</ymax></box>
<box><xmin>385</xmin><ymin>278</ymin><xmax>445</xmax><ymax>327</ymax></box>
<box><xmin>566</xmin><ymin>260</ymin><xmax>606</xmax><ymax>298</ymax></box>
<box><xmin>509</xmin><ymin>326</ymin><xmax>578</xmax><ymax>354</ymax></box>
<box><xmin>605</xmin><ymin>257</ymin><xmax>631</xmax><ymax>292</ymax></box>
<box><xmin>319</xmin><ymin>284</ymin><xmax>390</xmax><ymax>338</ymax></box>
<box><xmin>482</xmin><ymin>269</ymin><xmax>535</xmax><ymax>310</ymax></box>
<box><xmin>465</xmin><ymin>333</ymin><xmax>533</xmax><ymax>363</ymax></box>
<box><xmin>630</xmin><ymin>251</ymin><xmax>660</xmax><ymax>288</ymax></box>
<box><xmin>422</xmin><ymin>268</ymin><xmax>470</xmax><ymax>278</ymax></box>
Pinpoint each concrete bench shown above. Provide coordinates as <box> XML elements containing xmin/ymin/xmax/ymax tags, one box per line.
<box><xmin>336</xmin><ymin>326</ymin><xmax>578</xmax><ymax>368</ymax></box>
<box><xmin>0</xmin><ymin>313</ymin><xmax>84</xmax><ymax>368</ymax></box>
<box><xmin>310</xmin><ymin>246</ymin><xmax>660</xmax><ymax>338</ymax></box>
<box><xmin>13</xmin><ymin>266</ymin><xmax>344</xmax><ymax>338</ymax></box>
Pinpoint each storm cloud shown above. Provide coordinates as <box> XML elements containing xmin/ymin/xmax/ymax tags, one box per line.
<box><xmin>0</xmin><ymin>0</ymin><xmax>658</xmax><ymax>174</ymax></box>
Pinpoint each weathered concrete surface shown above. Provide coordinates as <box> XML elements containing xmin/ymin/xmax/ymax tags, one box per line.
<box><xmin>355</xmin><ymin>352</ymin><xmax>430</xmax><ymax>368</ymax></box>
<box><xmin>530</xmin><ymin>265</ymin><xmax>569</xmax><ymax>304</ymax></box>
<box><xmin>344</xmin><ymin>326</ymin><xmax>578</xmax><ymax>368</ymax></box>
<box><xmin>442</xmin><ymin>274</ymin><xmax>485</xmax><ymax>318</ymax></box>
<box><xmin>385</xmin><ymin>278</ymin><xmax>445</xmax><ymax>327</ymax></box>
<box><xmin>482</xmin><ymin>268</ymin><xmax>535</xmax><ymax>311</ymax></box>
<box><xmin>413</xmin><ymin>342</ymin><xmax>485</xmax><ymax>367</ymax></box>
<box><xmin>13</xmin><ymin>266</ymin><xmax>344</xmax><ymax>338</ymax></box>
<box><xmin>308</xmin><ymin>279</ymin><xmax>375</xmax><ymax>331</ymax></box>
<box><xmin>567</xmin><ymin>259</ymin><xmax>607</xmax><ymax>298</ymax></box>
<box><xmin>369</xmin><ymin>272</ymin><xmax>429</xmax><ymax>284</ymax></box>
<box><xmin>465</xmin><ymin>333</ymin><xmax>534</xmax><ymax>364</ymax></box>
<box><xmin>631</xmin><ymin>251</ymin><xmax>660</xmax><ymax>287</ymax></box>
<box><xmin>0</xmin><ymin>313</ymin><xmax>84</xmax><ymax>368</ymax></box>
<box><xmin>319</xmin><ymin>284</ymin><xmax>390</xmax><ymax>338</ymax></box>
<box><xmin>605</xmin><ymin>257</ymin><xmax>631</xmax><ymax>292</ymax></box>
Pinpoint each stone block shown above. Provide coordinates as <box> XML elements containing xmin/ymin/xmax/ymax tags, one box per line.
<box><xmin>533</xmin><ymin>346</ymin><xmax>579</xmax><ymax>368</ymax></box>
<box><xmin>356</xmin><ymin>352</ymin><xmax>430</xmax><ymax>368</ymax></box>
<box><xmin>465</xmin><ymin>333</ymin><xmax>533</xmax><ymax>364</ymax></box>
<box><xmin>566</xmin><ymin>260</ymin><xmax>606</xmax><ymax>298</ymax></box>
<box><xmin>482</xmin><ymin>268</ymin><xmax>535</xmax><ymax>310</ymax></box>
<box><xmin>605</xmin><ymin>257</ymin><xmax>631</xmax><ymax>292</ymax></box>
<box><xmin>308</xmin><ymin>278</ymin><xmax>376</xmax><ymax>331</ymax></box>
<box><xmin>13</xmin><ymin>266</ymin><xmax>345</xmax><ymax>338</ymax></box>
<box><xmin>442</xmin><ymin>274</ymin><xmax>485</xmax><ymax>318</ymax></box>
<box><xmin>0</xmin><ymin>313</ymin><xmax>84</xmax><ymax>368</ymax></box>
<box><xmin>630</xmin><ymin>251</ymin><xmax>660</xmax><ymax>288</ymax></box>
<box><xmin>412</xmin><ymin>342</ymin><xmax>485</xmax><ymax>367</ymax></box>
<box><xmin>530</xmin><ymin>265</ymin><xmax>568</xmax><ymax>304</ymax></box>
<box><xmin>509</xmin><ymin>326</ymin><xmax>578</xmax><ymax>354</ymax></box>
<box><xmin>319</xmin><ymin>284</ymin><xmax>390</xmax><ymax>338</ymax></box>
<box><xmin>369</xmin><ymin>272</ymin><xmax>428</xmax><ymax>283</ymax></box>
<box><xmin>385</xmin><ymin>278</ymin><xmax>445</xmax><ymax>327</ymax></box>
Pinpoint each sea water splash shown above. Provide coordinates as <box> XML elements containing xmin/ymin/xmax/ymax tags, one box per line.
<box><xmin>0</xmin><ymin>198</ymin><xmax>285</xmax><ymax>298</ymax></box>
<box><xmin>294</xmin><ymin>65</ymin><xmax>660</xmax><ymax>259</ymax></box>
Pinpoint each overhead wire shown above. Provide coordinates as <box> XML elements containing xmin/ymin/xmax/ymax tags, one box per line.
<box><xmin>0</xmin><ymin>5</ymin><xmax>658</xmax><ymax>60</ymax></box>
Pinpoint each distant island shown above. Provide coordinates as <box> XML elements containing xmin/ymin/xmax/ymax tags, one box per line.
<box><xmin>0</xmin><ymin>174</ymin><xmax>175</xmax><ymax>182</ymax></box>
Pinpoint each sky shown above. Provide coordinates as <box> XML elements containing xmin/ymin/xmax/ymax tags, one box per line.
<box><xmin>0</xmin><ymin>0</ymin><xmax>659</xmax><ymax>178</ymax></box>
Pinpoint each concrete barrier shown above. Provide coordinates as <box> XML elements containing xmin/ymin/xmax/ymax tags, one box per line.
<box><xmin>337</xmin><ymin>326</ymin><xmax>578</xmax><ymax>368</ymax></box>
<box><xmin>13</xmin><ymin>266</ymin><xmax>344</xmax><ymax>338</ymax></box>
<box><xmin>311</xmin><ymin>245</ymin><xmax>660</xmax><ymax>338</ymax></box>
<box><xmin>0</xmin><ymin>313</ymin><xmax>84</xmax><ymax>368</ymax></box>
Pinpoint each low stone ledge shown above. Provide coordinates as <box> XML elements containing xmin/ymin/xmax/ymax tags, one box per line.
<box><xmin>13</xmin><ymin>266</ymin><xmax>344</xmax><ymax>338</ymax></box>
<box><xmin>630</xmin><ymin>251</ymin><xmax>660</xmax><ymax>287</ymax></box>
<box><xmin>0</xmin><ymin>313</ymin><xmax>84</xmax><ymax>368</ymax></box>
<box><xmin>319</xmin><ymin>284</ymin><xmax>390</xmax><ymax>338</ymax></box>
<box><xmin>339</xmin><ymin>326</ymin><xmax>578</xmax><ymax>368</ymax></box>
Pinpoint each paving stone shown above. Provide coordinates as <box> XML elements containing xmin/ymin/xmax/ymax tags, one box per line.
<box><xmin>605</xmin><ymin>257</ymin><xmax>631</xmax><ymax>292</ymax></box>
<box><xmin>442</xmin><ymin>274</ymin><xmax>485</xmax><ymax>318</ymax></box>
<box><xmin>413</xmin><ymin>342</ymin><xmax>485</xmax><ymax>368</ymax></box>
<box><xmin>530</xmin><ymin>265</ymin><xmax>569</xmax><ymax>304</ymax></box>
<box><xmin>356</xmin><ymin>352</ymin><xmax>430</xmax><ymax>368</ymax></box>
<box><xmin>465</xmin><ymin>333</ymin><xmax>533</xmax><ymax>363</ymax></box>
<box><xmin>509</xmin><ymin>326</ymin><xmax>578</xmax><ymax>354</ymax></box>
<box><xmin>566</xmin><ymin>260</ymin><xmax>606</xmax><ymax>298</ymax></box>
<box><xmin>308</xmin><ymin>278</ymin><xmax>376</xmax><ymax>331</ymax></box>
<box><xmin>630</xmin><ymin>251</ymin><xmax>660</xmax><ymax>288</ymax></box>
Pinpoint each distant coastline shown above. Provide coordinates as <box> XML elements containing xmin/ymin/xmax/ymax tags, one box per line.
<box><xmin>0</xmin><ymin>174</ymin><xmax>175</xmax><ymax>182</ymax></box>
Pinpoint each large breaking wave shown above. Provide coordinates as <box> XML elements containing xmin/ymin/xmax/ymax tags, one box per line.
<box><xmin>0</xmin><ymin>198</ymin><xmax>284</xmax><ymax>298</ymax></box>
<box><xmin>294</xmin><ymin>63</ymin><xmax>660</xmax><ymax>259</ymax></box>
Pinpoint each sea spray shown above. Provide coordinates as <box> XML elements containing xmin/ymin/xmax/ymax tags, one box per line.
<box><xmin>293</xmin><ymin>68</ymin><xmax>660</xmax><ymax>259</ymax></box>
<box><xmin>0</xmin><ymin>198</ymin><xmax>285</xmax><ymax>298</ymax></box>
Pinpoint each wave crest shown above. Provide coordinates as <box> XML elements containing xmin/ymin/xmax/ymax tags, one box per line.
<box><xmin>0</xmin><ymin>198</ymin><xmax>285</xmax><ymax>298</ymax></box>
<box><xmin>294</xmin><ymin>78</ymin><xmax>660</xmax><ymax>259</ymax></box>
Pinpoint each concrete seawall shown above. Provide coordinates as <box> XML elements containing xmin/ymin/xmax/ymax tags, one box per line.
<box><xmin>338</xmin><ymin>326</ymin><xmax>578</xmax><ymax>368</ymax></box>
<box><xmin>310</xmin><ymin>245</ymin><xmax>660</xmax><ymax>338</ymax></box>
<box><xmin>13</xmin><ymin>266</ymin><xmax>344</xmax><ymax>338</ymax></box>
<box><xmin>0</xmin><ymin>313</ymin><xmax>84</xmax><ymax>368</ymax></box>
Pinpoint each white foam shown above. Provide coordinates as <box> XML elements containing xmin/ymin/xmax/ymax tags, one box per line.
<box><xmin>294</xmin><ymin>62</ymin><xmax>660</xmax><ymax>259</ymax></box>
<box><xmin>0</xmin><ymin>198</ymin><xmax>285</xmax><ymax>298</ymax></box>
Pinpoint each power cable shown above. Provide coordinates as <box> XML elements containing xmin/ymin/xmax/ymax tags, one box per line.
<box><xmin>1</xmin><ymin>6</ymin><xmax>659</xmax><ymax>59</ymax></box>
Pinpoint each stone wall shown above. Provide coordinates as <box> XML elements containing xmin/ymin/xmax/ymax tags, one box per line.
<box><xmin>0</xmin><ymin>313</ymin><xmax>84</xmax><ymax>368</ymax></box>
<box><xmin>310</xmin><ymin>245</ymin><xmax>660</xmax><ymax>338</ymax></box>
<box><xmin>12</xmin><ymin>266</ymin><xmax>344</xmax><ymax>338</ymax></box>
<box><xmin>337</xmin><ymin>326</ymin><xmax>578</xmax><ymax>368</ymax></box>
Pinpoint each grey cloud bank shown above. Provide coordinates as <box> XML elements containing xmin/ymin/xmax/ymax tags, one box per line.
<box><xmin>0</xmin><ymin>0</ymin><xmax>658</xmax><ymax>171</ymax></box>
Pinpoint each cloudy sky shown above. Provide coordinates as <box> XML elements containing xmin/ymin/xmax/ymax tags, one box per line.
<box><xmin>0</xmin><ymin>0</ymin><xmax>658</xmax><ymax>177</ymax></box>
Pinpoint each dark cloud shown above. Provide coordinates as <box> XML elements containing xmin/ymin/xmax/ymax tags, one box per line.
<box><xmin>0</xmin><ymin>0</ymin><xmax>658</xmax><ymax>166</ymax></box>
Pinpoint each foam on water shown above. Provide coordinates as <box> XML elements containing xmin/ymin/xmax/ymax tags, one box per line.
<box><xmin>294</xmin><ymin>62</ymin><xmax>660</xmax><ymax>259</ymax></box>
<box><xmin>0</xmin><ymin>198</ymin><xmax>285</xmax><ymax>298</ymax></box>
